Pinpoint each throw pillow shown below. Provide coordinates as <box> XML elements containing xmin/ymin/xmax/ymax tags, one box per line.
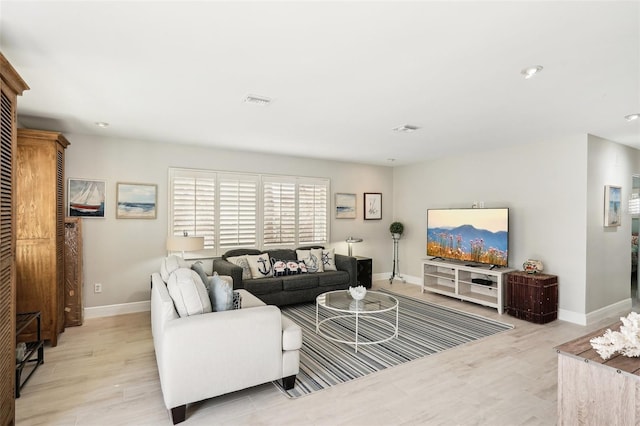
<box><xmin>298</xmin><ymin>261</ymin><xmax>308</xmax><ymax>274</ymax></box>
<box><xmin>271</xmin><ymin>258</ymin><xmax>288</xmax><ymax>277</ymax></box>
<box><xmin>167</xmin><ymin>268</ymin><xmax>212</xmax><ymax>317</ymax></box>
<box><xmin>191</xmin><ymin>261</ymin><xmax>209</xmax><ymax>285</ymax></box>
<box><xmin>226</xmin><ymin>255</ymin><xmax>252</xmax><ymax>280</ymax></box>
<box><xmin>246</xmin><ymin>253</ymin><xmax>273</xmax><ymax>278</ymax></box>
<box><xmin>232</xmin><ymin>291</ymin><xmax>242</xmax><ymax>309</ymax></box>
<box><xmin>321</xmin><ymin>248</ymin><xmax>337</xmax><ymax>271</ymax></box>
<box><xmin>209</xmin><ymin>272</ymin><xmax>234</xmax><ymax>311</ymax></box>
<box><xmin>296</xmin><ymin>248</ymin><xmax>324</xmax><ymax>273</ymax></box>
<box><xmin>285</xmin><ymin>260</ymin><xmax>302</xmax><ymax>275</ymax></box>
<box><xmin>160</xmin><ymin>255</ymin><xmax>187</xmax><ymax>282</ymax></box>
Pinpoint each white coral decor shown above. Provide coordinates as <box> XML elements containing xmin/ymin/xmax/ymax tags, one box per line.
<box><xmin>348</xmin><ymin>285</ymin><xmax>367</xmax><ymax>300</ymax></box>
<box><xmin>590</xmin><ymin>312</ymin><xmax>640</xmax><ymax>360</ymax></box>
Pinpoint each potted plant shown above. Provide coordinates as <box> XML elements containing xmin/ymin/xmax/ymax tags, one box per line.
<box><xmin>389</xmin><ymin>221</ymin><xmax>404</xmax><ymax>239</ymax></box>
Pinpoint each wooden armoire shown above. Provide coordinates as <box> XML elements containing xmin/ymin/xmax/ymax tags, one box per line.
<box><xmin>16</xmin><ymin>129</ymin><xmax>69</xmax><ymax>347</ymax></box>
<box><xmin>0</xmin><ymin>52</ymin><xmax>29</xmax><ymax>426</ymax></box>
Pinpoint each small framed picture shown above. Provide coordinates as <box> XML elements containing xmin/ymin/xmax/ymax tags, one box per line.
<box><xmin>68</xmin><ymin>178</ymin><xmax>106</xmax><ymax>218</ymax></box>
<box><xmin>604</xmin><ymin>185</ymin><xmax>621</xmax><ymax>227</ymax></box>
<box><xmin>116</xmin><ymin>182</ymin><xmax>158</xmax><ymax>219</ymax></box>
<box><xmin>335</xmin><ymin>193</ymin><xmax>356</xmax><ymax>219</ymax></box>
<box><xmin>364</xmin><ymin>192</ymin><xmax>382</xmax><ymax>220</ymax></box>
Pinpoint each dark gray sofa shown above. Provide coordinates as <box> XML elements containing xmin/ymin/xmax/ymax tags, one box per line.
<box><xmin>212</xmin><ymin>246</ymin><xmax>357</xmax><ymax>306</ymax></box>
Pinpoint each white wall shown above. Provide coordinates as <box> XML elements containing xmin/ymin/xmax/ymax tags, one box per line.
<box><xmin>393</xmin><ymin>135</ymin><xmax>590</xmax><ymax>321</ymax></box>
<box><xmin>586</xmin><ymin>134</ymin><xmax>639</xmax><ymax>317</ymax></box>
<box><xmin>65</xmin><ymin>134</ymin><xmax>393</xmax><ymax>308</ymax></box>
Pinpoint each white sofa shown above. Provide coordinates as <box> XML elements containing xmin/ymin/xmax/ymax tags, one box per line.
<box><xmin>151</xmin><ymin>271</ymin><xmax>302</xmax><ymax>424</ymax></box>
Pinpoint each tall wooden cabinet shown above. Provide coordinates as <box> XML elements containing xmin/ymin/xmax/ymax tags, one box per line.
<box><xmin>0</xmin><ymin>52</ymin><xmax>29</xmax><ymax>426</ymax></box>
<box><xmin>16</xmin><ymin>129</ymin><xmax>69</xmax><ymax>347</ymax></box>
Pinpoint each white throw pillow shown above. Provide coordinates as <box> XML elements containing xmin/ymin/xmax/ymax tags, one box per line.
<box><xmin>160</xmin><ymin>255</ymin><xmax>187</xmax><ymax>282</ymax></box>
<box><xmin>296</xmin><ymin>249</ymin><xmax>324</xmax><ymax>273</ymax></box>
<box><xmin>226</xmin><ymin>255</ymin><xmax>252</xmax><ymax>280</ymax></box>
<box><xmin>167</xmin><ymin>268</ymin><xmax>212</xmax><ymax>317</ymax></box>
<box><xmin>322</xmin><ymin>248</ymin><xmax>337</xmax><ymax>271</ymax></box>
<box><xmin>209</xmin><ymin>272</ymin><xmax>234</xmax><ymax>311</ymax></box>
<box><xmin>246</xmin><ymin>253</ymin><xmax>273</xmax><ymax>278</ymax></box>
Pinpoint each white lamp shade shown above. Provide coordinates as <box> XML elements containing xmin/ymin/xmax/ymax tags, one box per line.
<box><xmin>166</xmin><ymin>236</ymin><xmax>205</xmax><ymax>252</ymax></box>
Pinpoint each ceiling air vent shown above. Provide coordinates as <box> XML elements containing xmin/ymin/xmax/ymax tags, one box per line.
<box><xmin>392</xmin><ymin>124</ymin><xmax>419</xmax><ymax>133</ymax></box>
<box><xmin>244</xmin><ymin>94</ymin><xmax>272</xmax><ymax>106</ymax></box>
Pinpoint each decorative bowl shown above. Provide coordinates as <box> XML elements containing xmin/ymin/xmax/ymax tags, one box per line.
<box><xmin>348</xmin><ymin>285</ymin><xmax>367</xmax><ymax>300</ymax></box>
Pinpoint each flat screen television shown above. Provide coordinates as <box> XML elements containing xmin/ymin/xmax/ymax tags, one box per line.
<box><xmin>426</xmin><ymin>208</ymin><xmax>509</xmax><ymax>267</ymax></box>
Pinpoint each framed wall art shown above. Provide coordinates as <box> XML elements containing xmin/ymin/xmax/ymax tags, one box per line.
<box><xmin>604</xmin><ymin>185</ymin><xmax>621</xmax><ymax>227</ymax></box>
<box><xmin>364</xmin><ymin>192</ymin><xmax>382</xmax><ymax>220</ymax></box>
<box><xmin>335</xmin><ymin>193</ymin><xmax>356</xmax><ymax>219</ymax></box>
<box><xmin>68</xmin><ymin>178</ymin><xmax>106</xmax><ymax>218</ymax></box>
<box><xmin>116</xmin><ymin>182</ymin><xmax>158</xmax><ymax>219</ymax></box>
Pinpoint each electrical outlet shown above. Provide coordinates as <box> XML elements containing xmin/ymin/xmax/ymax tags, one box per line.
<box><xmin>94</xmin><ymin>283</ymin><xmax>102</xmax><ymax>293</ymax></box>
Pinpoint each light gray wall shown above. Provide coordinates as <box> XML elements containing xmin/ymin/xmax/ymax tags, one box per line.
<box><xmin>65</xmin><ymin>134</ymin><xmax>393</xmax><ymax>308</ymax></box>
<box><xmin>586</xmin><ymin>134</ymin><xmax>639</xmax><ymax>313</ymax></box>
<box><xmin>392</xmin><ymin>135</ymin><xmax>590</xmax><ymax>319</ymax></box>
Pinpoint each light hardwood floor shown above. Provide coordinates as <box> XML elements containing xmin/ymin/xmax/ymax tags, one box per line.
<box><xmin>16</xmin><ymin>280</ymin><xmax>623</xmax><ymax>426</ymax></box>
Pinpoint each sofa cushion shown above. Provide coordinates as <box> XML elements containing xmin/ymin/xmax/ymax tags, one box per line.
<box><xmin>317</xmin><ymin>271</ymin><xmax>350</xmax><ymax>287</ymax></box>
<box><xmin>296</xmin><ymin>248</ymin><xmax>324</xmax><ymax>273</ymax></box>
<box><xmin>233</xmin><ymin>291</ymin><xmax>242</xmax><ymax>309</ymax></box>
<box><xmin>281</xmin><ymin>274</ymin><xmax>318</xmax><ymax>291</ymax></box>
<box><xmin>191</xmin><ymin>261</ymin><xmax>209</xmax><ymax>285</ymax></box>
<box><xmin>210</xmin><ymin>273</ymin><xmax>234</xmax><ymax>311</ymax></box>
<box><xmin>226</xmin><ymin>255</ymin><xmax>252</xmax><ymax>280</ymax></box>
<box><xmin>244</xmin><ymin>277</ymin><xmax>283</xmax><ymax>295</ymax></box>
<box><xmin>222</xmin><ymin>248</ymin><xmax>262</xmax><ymax>260</ymax></box>
<box><xmin>160</xmin><ymin>255</ymin><xmax>186</xmax><ymax>282</ymax></box>
<box><xmin>247</xmin><ymin>253</ymin><xmax>274</xmax><ymax>278</ymax></box>
<box><xmin>321</xmin><ymin>248</ymin><xmax>337</xmax><ymax>271</ymax></box>
<box><xmin>167</xmin><ymin>268</ymin><xmax>212</xmax><ymax>317</ymax></box>
<box><xmin>265</xmin><ymin>249</ymin><xmax>297</xmax><ymax>262</ymax></box>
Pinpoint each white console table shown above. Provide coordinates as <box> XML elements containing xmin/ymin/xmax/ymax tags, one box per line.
<box><xmin>421</xmin><ymin>258</ymin><xmax>514</xmax><ymax>313</ymax></box>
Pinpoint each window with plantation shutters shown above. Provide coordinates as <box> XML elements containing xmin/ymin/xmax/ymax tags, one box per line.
<box><xmin>219</xmin><ymin>174</ymin><xmax>257</xmax><ymax>248</ymax></box>
<box><xmin>169</xmin><ymin>169</ymin><xmax>215</xmax><ymax>249</ymax></box>
<box><xmin>168</xmin><ymin>168</ymin><xmax>329</xmax><ymax>255</ymax></box>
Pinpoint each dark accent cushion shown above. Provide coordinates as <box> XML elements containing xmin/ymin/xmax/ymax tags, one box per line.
<box><xmin>243</xmin><ymin>277</ymin><xmax>283</xmax><ymax>295</ymax></box>
<box><xmin>318</xmin><ymin>271</ymin><xmax>350</xmax><ymax>287</ymax></box>
<box><xmin>232</xmin><ymin>291</ymin><xmax>242</xmax><ymax>309</ymax></box>
<box><xmin>191</xmin><ymin>261</ymin><xmax>209</xmax><ymax>286</ymax></box>
<box><xmin>281</xmin><ymin>274</ymin><xmax>319</xmax><ymax>291</ymax></box>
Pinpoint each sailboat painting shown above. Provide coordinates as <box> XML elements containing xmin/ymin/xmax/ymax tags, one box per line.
<box><xmin>116</xmin><ymin>183</ymin><xmax>157</xmax><ymax>219</ymax></box>
<box><xmin>68</xmin><ymin>179</ymin><xmax>106</xmax><ymax>218</ymax></box>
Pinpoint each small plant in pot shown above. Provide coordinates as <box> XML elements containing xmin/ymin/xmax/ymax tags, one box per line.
<box><xmin>389</xmin><ymin>221</ymin><xmax>404</xmax><ymax>239</ymax></box>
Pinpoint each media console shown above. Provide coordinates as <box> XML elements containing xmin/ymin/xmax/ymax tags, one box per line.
<box><xmin>421</xmin><ymin>258</ymin><xmax>515</xmax><ymax>314</ymax></box>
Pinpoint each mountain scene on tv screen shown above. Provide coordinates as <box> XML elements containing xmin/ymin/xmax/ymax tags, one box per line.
<box><xmin>427</xmin><ymin>224</ymin><xmax>508</xmax><ymax>266</ymax></box>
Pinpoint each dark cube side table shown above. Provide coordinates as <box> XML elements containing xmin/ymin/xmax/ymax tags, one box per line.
<box><xmin>506</xmin><ymin>271</ymin><xmax>558</xmax><ymax>324</ymax></box>
<box><xmin>354</xmin><ymin>256</ymin><xmax>372</xmax><ymax>288</ymax></box>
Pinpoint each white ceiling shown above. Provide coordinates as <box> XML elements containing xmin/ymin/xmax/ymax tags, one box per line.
<box><xmin>1</xmin><ymin>1</ymin><xmax>639</xmax><ymax>166</ymax></box>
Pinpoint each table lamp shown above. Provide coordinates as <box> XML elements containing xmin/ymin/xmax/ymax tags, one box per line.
<box><xmin>345</xmin><ymin>236</ymin><xmax>363</xmax><ymax>256</ymax></box>
<box><xmin>166</xmin><ymin>232</ymin><xmax>205</xmax><ymax>258</ymax></box>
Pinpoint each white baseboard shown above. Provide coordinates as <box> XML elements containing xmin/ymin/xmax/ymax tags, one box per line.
<box><xmin>84</xmin><ymin>300</ymin><xmax>150</xmax><ymax>319</ymax></box>
<box><xmin>584</xmin><ymin>298</ymin><xmax>632</xmax><ymax>326</ymax></box>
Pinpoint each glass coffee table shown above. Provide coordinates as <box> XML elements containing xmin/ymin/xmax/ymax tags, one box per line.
<box><xmin>316</xmin><ymin>290</ymin><xmax>399</xmax><ymax>352</ymax></box>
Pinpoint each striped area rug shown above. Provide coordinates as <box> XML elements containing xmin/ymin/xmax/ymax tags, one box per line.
<box><xmin>274</xmin><ymin>289</ymin><xmax>513</xmax><ymax>398</ymax></box>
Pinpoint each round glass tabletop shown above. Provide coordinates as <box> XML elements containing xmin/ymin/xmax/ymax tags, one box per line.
<box><xmin>316</xmin><ymin>290</ymin><xmax>398</xmax><ymax>313</ymax></box>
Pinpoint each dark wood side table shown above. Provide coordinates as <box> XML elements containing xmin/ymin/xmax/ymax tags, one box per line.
<box><xmin>506</xmin><ymin>271</ymin><xmax>558</xmax><ymax>323</ymax></box>
<box><xmin>355</xmin><ymin>256</ymin><xmax>372</xmax><ymax>288</ymax></box>
<box><xmin>16</xmin><ymin>312</ymin><xmax>44</xmax><ymax>397</ymax></box>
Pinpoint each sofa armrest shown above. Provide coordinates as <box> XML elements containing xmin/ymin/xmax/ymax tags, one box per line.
<box><xmin>335</xmin><ymin>254</ymin><xmax>357</xmax><ymax>287</ymax></box>
<box><xmin>213</xmin><ymin>258</ymin><xmax>243</xmax><ymax>289</ymax></box>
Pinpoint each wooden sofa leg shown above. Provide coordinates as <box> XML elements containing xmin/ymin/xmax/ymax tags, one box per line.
<box><xmin>170</xmin><ymin>405</ymin><xmax>186</xmax><ymax>424</ymax></box>
<box><xmin>282</xmin><ymin>375</ymin><xmax>296</xmax><ymax>390</ymax></box>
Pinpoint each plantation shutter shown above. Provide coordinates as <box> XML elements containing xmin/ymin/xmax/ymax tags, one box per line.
<box><xmin>169</xmin><ymin>169</ymin><xmax>215</xmax><ymax>249</ymax></box>
<box><xmin>298</xmin><ymin>181</ymin><xmax>328</xmax><ymax>244</ymax></box>
<box><xmin>263</xmin><ymin>179</ymin><xmax>296</xmax><ymax>246</ymax></box>
<box><xmin>218</xmin><ymin>174</ymin><xmax>257</xmax><ymax>248</ymax></box>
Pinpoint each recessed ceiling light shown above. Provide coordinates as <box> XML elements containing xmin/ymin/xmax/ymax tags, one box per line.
<box><xmin>521</xmin><ymin>65</ymin><xmax>543</xmax><ymax>79</ymax></box>
<box><xmin>392</xmin><ymin>125</ymin><xmax>419</xmax><ymax>133</ymax></box>
<box><xmin>244</xmin><ymin>94</ymin><xmax>272</xmax><ymax>106</ymax></box>
<box><xmin>94</xmin><ymin>122</ymin><xmax>109</xmax><ymax>128</ymax></box>
<box><xmin>625</xmin><ymin>113</ymin><xmax>640</xmax><ymax>122</ymax></box>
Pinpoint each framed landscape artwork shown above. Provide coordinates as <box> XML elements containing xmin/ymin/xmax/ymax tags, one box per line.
<box><xmin>335</xmin><ymin>193</ymin><xmax>356</xmax><ymax>219</ymax></box>
<box><xmin>116</xmin><ymin>182</ymin><xmax>157</xmax><ymax>219</ymax></box>
<box><xmin>364</xmin><ymin>192</ymin><xmax>382</xmax><ymax>220</ymax></box>
<box><xmin>68</xmin><ymin>178</ymin><xmax>106</xmax><ymax>218</ymax></box>
<box><xmin>604</xmin><ymin>185</ymin><xmax>621</xmax><ymax>227</ymax></box>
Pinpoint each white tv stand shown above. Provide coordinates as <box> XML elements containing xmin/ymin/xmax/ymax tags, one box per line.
<box><xmin>421</xmin><ymin>258</ymin><xmax>514</xmax><ymax>314</ymax></box>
